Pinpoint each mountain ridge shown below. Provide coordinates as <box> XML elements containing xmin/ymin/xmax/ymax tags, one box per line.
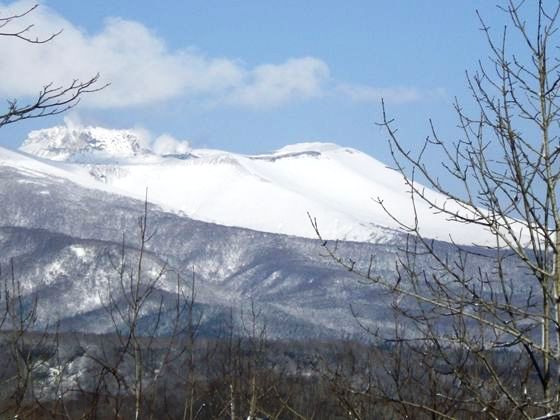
<box><xmin>14</xmin><ymin>124</ymin><xmax>494</xmax><ymax>246</ymax></box>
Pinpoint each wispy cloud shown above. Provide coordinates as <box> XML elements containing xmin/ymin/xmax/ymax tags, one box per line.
<box><xmin>0</xmin><ymin>1</ymin><xmax>440</xmax><ymax>110</ymax></box>
<box><xmin>151</xmin><ymin>134</ymin><xmax>191</xmax><ymax>155</ymax></box>
<box><xmin>223</xmin><ymin>58</ymin><xmax>330</xmax><ymax>108</ymax></box>
<box><xmin>337</xmin><ymin>83</ymin><xmax>445</xmax><ymax>105</ymax></box>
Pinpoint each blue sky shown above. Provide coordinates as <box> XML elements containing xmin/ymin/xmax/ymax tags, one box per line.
<box><xmin>0</xmin><ymin>1</ymin><xmax>513</xmax><ymax>164</ymax></box>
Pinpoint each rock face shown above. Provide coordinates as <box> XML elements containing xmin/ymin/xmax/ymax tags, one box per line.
<box><xmin>20</xmin><ymin>126</ymin><xmax>152</xmax><ymax>162</ymax></box>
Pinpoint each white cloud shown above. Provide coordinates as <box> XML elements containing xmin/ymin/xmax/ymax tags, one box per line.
<box><xmin>0</xmin><ymin>1</ymin><xmax>437</xmax><ymax>110</ymax></box>
<box><xmin>0</xmin><ymin>1</ymin><xmax>329</xmax><ymax>109</ymax></box>
<box><xmin>152</xmin><ymin>134</ymin><xmax>191</xmax><ymax>155</ymax></box>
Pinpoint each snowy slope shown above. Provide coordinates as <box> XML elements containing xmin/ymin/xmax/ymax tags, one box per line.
<box><xmin>16</xmin><ymin>125</ymin><xmax>495</xmax><ymax>245</ymax></box>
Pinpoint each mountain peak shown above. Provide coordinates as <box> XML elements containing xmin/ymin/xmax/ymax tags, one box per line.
<box><xmin>19</xmin><ymin>126</ymin><xmax>153</xmax><ymax>163</ymax></box>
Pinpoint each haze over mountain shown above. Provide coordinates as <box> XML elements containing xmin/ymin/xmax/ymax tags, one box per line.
<box><xmin>17</xmin><ymin>125</ymin><xmax>494</xmax><ymax>246</ymax></box>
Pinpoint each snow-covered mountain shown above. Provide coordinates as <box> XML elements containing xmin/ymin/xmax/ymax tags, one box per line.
<box><xmin>0</xmin><ymin>125</ymin><xmax>526</xmax><ymax>338</ymax></box>
<box><xmin>0</xmin><ymin>157</ymin><xmax>411</xmax><ymax>338</ymax></box>
<box><xmin>18</xmin><ymin>125</ymin><xmax>493</xmax><ymax>246</ymax></box>
<box><xmin>0</xmin><ymin>158</ymin><xmax>514</xmax><ymax>339</ymax></box>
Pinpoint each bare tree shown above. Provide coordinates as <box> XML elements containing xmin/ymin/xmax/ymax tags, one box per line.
<box><xmin>0</xmin><ymin>259</ymin><xmax>68</xmax><ymax>418</ymax></box>
<box><xmin>180</xmin><ymin>268</ymin><xmax>203</xmax><ymax>420</ymax></box>
<box><xmin>0</xmin><ymin>260</ymin><xmax>40</xmax><ymax>418</ymax></box>
<box><xmin>312</xmin><ymin>1</ymin><xmax>560</xmax><ymax>418</ymax></box>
